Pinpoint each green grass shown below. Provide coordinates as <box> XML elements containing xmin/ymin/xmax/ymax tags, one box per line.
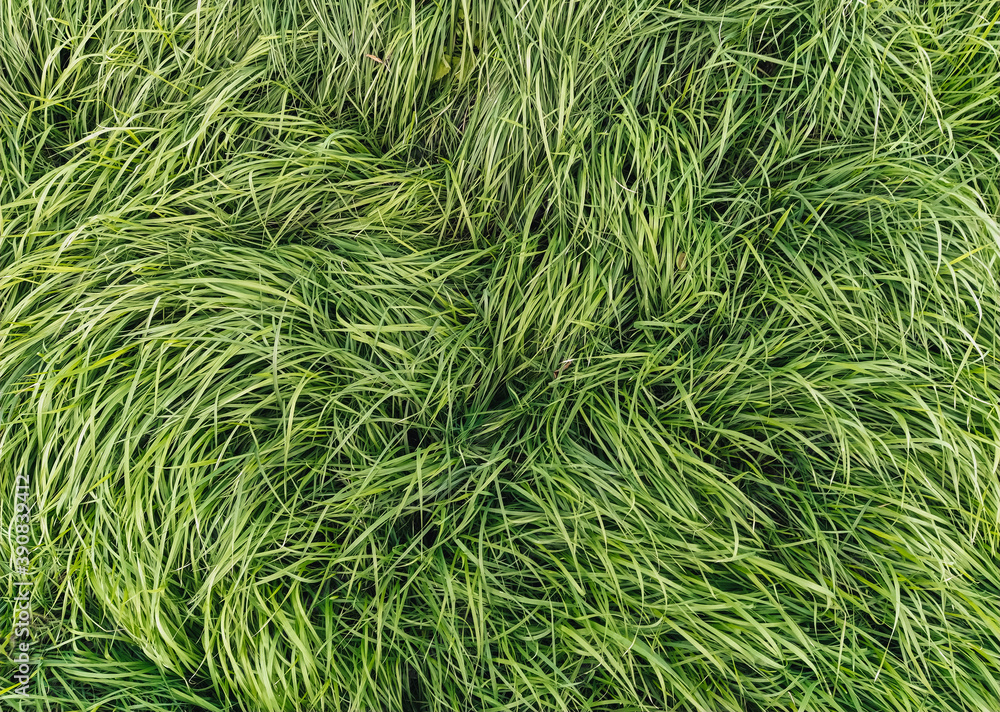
<box><xmin>2</xmin><ymin>0</ymin><xmax>1000</xmax><ymax>710</ymax></box>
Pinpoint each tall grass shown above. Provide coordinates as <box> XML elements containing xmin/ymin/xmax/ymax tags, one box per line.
<box><xmin>2</xmin><ymin>0</ymin><xmax>1000</xmax><ymax>710</ymax></box>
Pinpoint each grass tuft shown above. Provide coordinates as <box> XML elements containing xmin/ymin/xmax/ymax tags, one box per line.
<box><xmin>3</xmin><ymin>0</ymin><xmax>1000</xmax><ymax>710</ymax></box>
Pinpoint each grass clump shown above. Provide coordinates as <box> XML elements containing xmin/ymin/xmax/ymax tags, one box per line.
<box><xmin>2</xmin><ymin>0</ymin><xmax>1000</xmax><ymax>711</ymax></box>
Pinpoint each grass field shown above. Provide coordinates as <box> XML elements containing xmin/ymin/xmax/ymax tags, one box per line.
<box><xmin>2</xmin><ymin>0</ymin><xmax>1000</xmax><ymax>710</ymax></box>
